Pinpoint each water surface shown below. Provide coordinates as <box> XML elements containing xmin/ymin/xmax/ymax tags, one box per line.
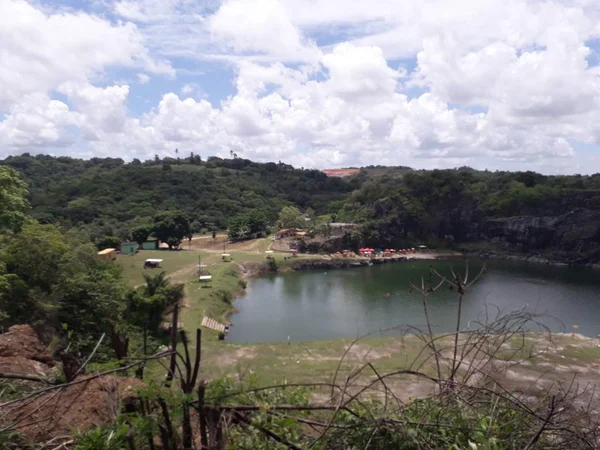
<box><xmin>227</xmin><ymin>260</ymin><xmax>600</xmax><ymax>343</ymax></box>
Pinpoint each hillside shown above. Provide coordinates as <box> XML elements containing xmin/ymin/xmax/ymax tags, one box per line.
<box><xmin>1</xmin><ymin>154</ymin><xmax>359</xmax><ymax>240</ymax></box>
<box><xmin>3</xmin><ymin>154</ymin><xmax>600</xmax><ymax>263</ymax></box>
<box><xmin>335</xmin><ymin>169</ymin><xmax>600</xmax><ymax>264</ymax></box>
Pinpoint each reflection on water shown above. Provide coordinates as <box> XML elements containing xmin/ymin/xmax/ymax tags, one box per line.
<box><xmin>227</xmin><ymin>260</ymin><xmax>600</xmax><ymax>343</ymax></box>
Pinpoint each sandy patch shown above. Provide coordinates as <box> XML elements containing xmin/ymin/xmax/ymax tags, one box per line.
<box><xmin>213</xmin><ymin>347</ymin><xmax>259</xmax><ymax>367</ymax></box>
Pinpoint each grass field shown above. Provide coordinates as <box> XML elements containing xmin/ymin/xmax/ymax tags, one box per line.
<box><xmin>117</xmin><ymin>238</ymin><xmax>600</xmax><ymax>391</ymax></box>
<box><xmin>117</xmin><ymin>250</ymin><xmax>213</xmax><ymax>287</ymax></box>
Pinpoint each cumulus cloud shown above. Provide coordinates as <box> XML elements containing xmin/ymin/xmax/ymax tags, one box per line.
<box><xmin>0</xmin><ymin>93</ymin><xmax>77</xmax><ymax>149</ymax></box>
<box><xmin>208</xmin><ymin>0</ymin><xmax>321</xmax><ymax>63</ymax></box>
<box><xmin>0</xmin><ymin>0</ymin><xmax>173</xmax><ymax>110</ymax></box>
<box><xmin>2</xmin><ymin>0</ymin><xmax>600</xmax><ymax>173</ymax></box>
<box><xmin>137</xmin><ymin>73</ymin><xmax>151</xmax><ymax>84</ymax></box>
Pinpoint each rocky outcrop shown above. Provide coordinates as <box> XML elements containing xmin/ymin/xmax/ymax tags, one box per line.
<box><xmin>1</xmin><ymin>375</ymin><xmax>144</xmax><ymax>443</ymax></box>
<box><xmin>0</xmin><ymin>324</ymin><xmax>144</xmax><ymax>443</ymax></box>
<box><xmin>480</xmin><ymin>209</ymin><xmax>600</xmax><ymax>264</ymax></box>
<box><xmin>0</xmin><ymin>325</ymin><xmax>55</xmax><ymax>377</ymax></box>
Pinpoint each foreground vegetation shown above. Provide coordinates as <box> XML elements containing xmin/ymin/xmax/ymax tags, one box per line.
<box><xmin>4</xmin><ymin>249</ymin><xmax>600</xmax><ymax>449</ymax></box>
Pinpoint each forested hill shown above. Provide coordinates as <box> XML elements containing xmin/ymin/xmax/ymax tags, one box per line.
<box><xmin>3</xmin><ymin>154</ymin><xmax>600</xmax><ymax>263</ymax></box>
<box><xmin>0</xmin><ymin>154</ymin><xmax>360</xmax><ymax>239</ymax></box>
<box><xmin>336</xmin><ymin>169</ymin><xmax>600</xmax><ymax>264</ymax></box>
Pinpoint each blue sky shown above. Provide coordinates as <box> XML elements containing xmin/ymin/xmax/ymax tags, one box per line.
<box><xmin>2</xmin><ymin>0</ymin><xmax>600</xmax><ymax>173</ymax></box>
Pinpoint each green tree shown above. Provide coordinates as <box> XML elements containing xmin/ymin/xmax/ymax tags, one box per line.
<box><xmin>305</xmin><ymin>207</ymin><xmax>316</xmax><ymax>228</ymax></box>
<box><xmin>228</xmin><ymin>214</ymin><xmax>250</xmax><ymax>241</ymax></box>
<box><xmin>0</xmin><ymin>166</ymin><xmax>29</xmax><ymax>232</ymax></box>
<box><xmin>152</xmin><ymin>212</ymin><xmax>190</xmax><ymax>249</ymax></box>
<box><xmin>123</xmin><ymin>272</ymin><xmax>184</xmax><ymax>350</ymax></box>
<box><xmin>0</xmin><ymin>222</ymin><xmax>129</xmax><ymax>356</ymax></box>
<box><xmin>95</xmin><ymin>235</ymin><xmax>121</xmax><ymax>250</ymax></box>
<box><xmin>2</xmin><ymin>222</ymin><xmax>69</xmax><ymax>293</ymax></box>
<box><xmin>277</xmin><ymin>206</ymin><xmax>304</xmax><ymax>229</ymax></box>
<box><xmin>131</xmin><ymin>225</ymin><xmax>152</xmax><ymax>246</ymax></box>
<box><xmin>247</xmin><ymin>210</ymin><xmax>268</xmax><ymax>235</ymax></box>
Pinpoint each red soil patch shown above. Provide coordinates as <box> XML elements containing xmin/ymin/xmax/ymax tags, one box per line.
<box><xmin>322</xmin><ymin>168</ymin><xmax>360</xmax><ymax>177</ymax></box>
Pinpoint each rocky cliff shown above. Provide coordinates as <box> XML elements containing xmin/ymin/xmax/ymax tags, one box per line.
<box><xmin>474</xmin><ymin>209</ymin><xmax>600</xmax><ymax>265</ymax></box>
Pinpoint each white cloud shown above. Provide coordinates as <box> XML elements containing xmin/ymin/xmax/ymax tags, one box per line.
<box><xmin>208</xmin><ymin>0</ymin><xmax>321</xmax><ymax>63</ymax></box>
<box><xmin>322</xmin><ymin>43</ymin><xmax>401</xmax><ymax>100</ymax></box>
<box><xmin>137</xmin><ymin>73</ymin><xmax>151</xmax><ymax>84</ymax></box>
<box><xmin>2</xmin><ymin>0</ymin><xmax>600</xmax><ymax>173</ymax></box>
<box><xmin>180</xmin><ymin>83</ymin><xmax>207</xmax><ymax>99</ymax></box>
<box><xmin>57</xmin><ymin>83</ymin><xmax>130</xmax><ymax>140</ymax></box>
<box><xmin>0</xmin><ymin>0</ymin><xmax>173</xmax><ymax>110</ymax></box>
<box><xmin>0</xmin><ymin>93</ymin><xmax>77</xmax><ymax>149</ymax></box>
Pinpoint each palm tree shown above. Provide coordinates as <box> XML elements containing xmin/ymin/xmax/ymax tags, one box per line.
<box><xmin>143</xmin><ymin>271</ymin><xmax>169</xmax><ymax>297</ymax></box>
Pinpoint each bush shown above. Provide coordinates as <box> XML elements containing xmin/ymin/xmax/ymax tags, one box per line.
<box><xmin>214</xmin><ymin>289</ymin><xmax>233</xmax><ymax>304</ymax></box>
<box><xmin>267</xmin><ymin>258</ymin><xmax>278</xmax><ymax>272</ymax></box>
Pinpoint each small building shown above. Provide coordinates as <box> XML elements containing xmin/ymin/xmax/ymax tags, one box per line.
<box><xmin>275</xmin><ymin>228</ymin><xmax>298</xmax><ymax>239</ymax></box>
<box><xmin>120</xmin><ymin>242</ymin><xmax>139</xmax><ymax>255</ymax></box>
<box><xmin>295</xmin><ymin>231</ymin><xmax>307</xmax><ymax>238</ymax></box>
<box><xmin>141</xmin><ymin>240</ymin><xmax>159</xmax><ymax>250</ymax></box>
<box><xmin>97</xmin><ymin>248</ymin><xmax>116</xmax><ymax>261</ymax></box>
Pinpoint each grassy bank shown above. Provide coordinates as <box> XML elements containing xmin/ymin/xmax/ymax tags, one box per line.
<box><xmin>116</xmin><ymin>242</ymin><xmax>600</xmax><ymax>391</ymax></box>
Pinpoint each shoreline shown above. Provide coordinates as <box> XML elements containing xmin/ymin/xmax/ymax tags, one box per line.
<box><xmin>464</xmin><ymin>250</ymin><xmax>600</xmax><ymax>269</ymax></box>
<box><xmin>238</xmin><ymin>251</ymin><xmax>464</xmax><ymax>279</ymax></box>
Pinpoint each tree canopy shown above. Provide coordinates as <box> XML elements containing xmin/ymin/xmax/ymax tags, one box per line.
<box><xmin>0</xmin><ymin>154</ymin><xmax>356</xmax><ymax>240</ymax></box>
<box><xmin>277</xmin><ymin>206</ymin><xmax>305</xmax><ymax>229</ymax></box>
<box><xmin>0</xmin><ymin>166</ymin><xmax>29</xmax><ymax>232</ymax></box>
<box><xmin>152</xmin><ymin>211</ymin><xmax>191</xmax><ymax>248</ymax></box>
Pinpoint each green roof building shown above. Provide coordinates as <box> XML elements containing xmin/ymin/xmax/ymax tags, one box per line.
<box><xmin>141</xmin><ymin>240</ymin><xmax>159</xmax><ymax>250</ymax></box>
<box><xmin>120</xmin><ymin>242</ymin><xmax>139</xmax><ymax>255</ymax></box>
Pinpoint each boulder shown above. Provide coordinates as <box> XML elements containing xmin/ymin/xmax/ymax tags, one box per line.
<box><xmin>0</xmin><ymin>325</ymin><xmax>54</xmax><ymax>376</ymax></box>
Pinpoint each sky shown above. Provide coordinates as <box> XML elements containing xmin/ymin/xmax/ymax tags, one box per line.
<box><xmin>2</xmin><ymin>0</ymin><xmax>600</xmax><ymax>173</ymax></box>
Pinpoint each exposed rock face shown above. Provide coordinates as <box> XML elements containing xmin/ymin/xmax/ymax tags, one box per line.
<box><xmin>0</xmin><ymin>324</ymin><xmax>54</xmax><ymax>376</ymax></box>
<box><xmin>481</xmin><ymin>209</ymin><xmax>600</xmax><ymax>263</ymax></box>
<box><xmin>1</xmin><ymin>375</ymin><xmax>144</xmax><ymax>443</ymax></box>
<box><xmin>0</xmin><ymin>324</ymin><xmax>144</xmax><ymax>443</ymax></box>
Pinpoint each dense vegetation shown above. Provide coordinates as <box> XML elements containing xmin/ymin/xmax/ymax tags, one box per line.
<box><xmin>2</xmin><ymin>154</ymin><xmax>600</xmax><ymax>261</ymax></box>
<box><xmin>336</xmin><ymin>169</ymin><xmax>600</xmax><ymax>259</ymax></box>
<box><xmin>0</xmin><ymin>154</ymin><xmax>357</xmax><ymax>241</ymax></box>
<box><xmin>0</xmin><ymin>166</ymin><xmax>183</xmax><ymax>366</ymax></box>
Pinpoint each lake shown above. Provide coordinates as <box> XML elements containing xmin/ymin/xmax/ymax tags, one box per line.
<box><xmin>227</xmin><ymin>260</ymin><xmax>600</xmax><ymax>343</ymax></box>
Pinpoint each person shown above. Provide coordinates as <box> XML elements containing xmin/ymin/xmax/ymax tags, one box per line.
<box><xmin>287</xmin><ymin>335</ymin><xmax>291</xmax><ymax>345</ymax></box>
